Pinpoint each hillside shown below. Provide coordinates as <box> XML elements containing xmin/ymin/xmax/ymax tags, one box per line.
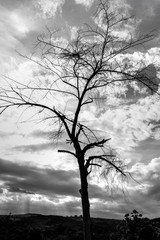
<box><xmin>0</xmin><ymin>214</ymin><xmax>120</xmax><ymax>240</ymax></box>
<box><xmin>0</xmin><ymin>213</ymin><xmax>160</xmax><ymax>240</ymax></box>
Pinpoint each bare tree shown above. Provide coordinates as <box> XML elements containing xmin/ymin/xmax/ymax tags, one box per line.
<box><xmin>0</xmin><ymin>1</ymin><xmax>159</xmax><ymax>239</ymax></box>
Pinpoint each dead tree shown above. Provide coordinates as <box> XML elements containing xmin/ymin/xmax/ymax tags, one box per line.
<box><xmin>0</xmin><ymin>1</ymin><xmax>159</xmax><ymax>239</ymax></box>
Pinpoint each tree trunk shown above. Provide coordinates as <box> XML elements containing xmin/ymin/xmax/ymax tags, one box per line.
<box><xmin>79</xmin><ymin>165</ymin><xmax>92</xmax><ymax>240</ymax></box>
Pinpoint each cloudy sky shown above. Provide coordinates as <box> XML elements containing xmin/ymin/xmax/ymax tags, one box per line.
<box><xmin>0</xmin><ymin>0</ymin><xmax>160</xmax><ymax>219</ymax></box>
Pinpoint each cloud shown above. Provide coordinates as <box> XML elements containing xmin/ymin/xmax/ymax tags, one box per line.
<box><xmin>93</xmin><ymin>93</ymin><xmax>160</xmax><ymax>158</ymax></box>
<box><xmin>0</xmin><ymin>0</ymin><xmax>33</xmax><ymax>10</ymax></box>
<box><xmin>86</xmin><ymin>156</ymin><xmax>160</xmax><ymax>218</ymax></box>
<box><xmin>8</xmin><ymin>186</ymin><xmax>34</xmax><ymax>195</ymax></box>
<box><xmin>128</xmin><ymin>0</ymin><xmax>154</xmax><ymax>18</ymax></box>
<box><xmin>0</xmin><ymin>2</ymin><xmax>41</xmax><ymax>75</ymax></box>
<box><xmin>35</xmin><ymin>0</ymin><xmax>65</xmax><ymax>18</ymax></box>
<box><xmin>131</xmin><ymin>137</ymin><xmax>160</xmax><ymax>163</ymax></box>
<box><xmin>128</xmin><ymin>157</ymin><xmax>160</xmax><ymax>216</ymax></box>
<box><xmin>12</xmin><ymin>142</ymin><xmax>56</xmax><ymax>153</ymax></box>
<box><xmin>0</xmin><ymin>131</ymin><xmax>15</xmax><ymax>138</ymax></box>
<box><xmin>136</xmin><ymin>64</ymin><xmax>160</xmax><ymax>94</ymax></box>
<box><xmin>0</xmin><ymin>157</ymin><xmax>127</xmax><ymax>216</ymax></box>
<box><xmin>128</xmin><ymin>0</ymin><xmax>160</xmax><ymax>47</ymax></box>
<box><xmin>0</xmin><ymin>6</ymin><xmax>24</xmax><ymax>73</ymax></box>
<box><xmin>0</xmin><ymin>3</ymin><xmax>34</xmax><ymax>37</ymax></box>
<box><xmin>30</xmin><ymin>129</ymin><xmax>63</xmax><ymax>140</ymax></box>
<box><xmin>130</xmin><ymin>157</ymin><xmax>160</xmax><ymax>183</ymax></box>
<box><xmin>0</xmin><ymin>192</ymin><xmax>82</xmax><ymax>215</ymax></box>
<box><xmin>0</xmin><ymin>158</ymin><xmax>79</xmax><ymax>197</ymax></box>
<box><xmin>12</xmin><ymin>138</ymin><xmax>72</xmax><ymax>153</ymax></box>
<box><xmin>0</xmin><ymin>158</ymin><xmax>110</xmax><ymax>200</ymax></box>
<box><xmin>74</xmin><ymin>0</ymin><xmax>95</xmax><ymax>9</ymax></box>
<box><xmin>93</xmin><ymin>0</ymin><xmax>137</xmax><ymax>41</ymax></box>
<box><xmin>151</xmin><ymin>122</ymin><xmax>160</xmax><ymax>140</ymax></box>
<box><xmin>1</xmin><ymin>154</ymin><xmax>160</xmax><ymax>218</ymax></box>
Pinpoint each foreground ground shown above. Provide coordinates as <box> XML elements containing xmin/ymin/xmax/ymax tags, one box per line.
<box><xmin>0</xmin><ymin>214</ymin><xmax>120</xmax><ymax>240</ymax></box>
<box><xmin>0</xmin><ymin>213</ymin><xmax>160</xmax><ymax>240</ymax></box>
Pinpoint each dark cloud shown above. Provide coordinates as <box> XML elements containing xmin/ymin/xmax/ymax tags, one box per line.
<box><xmin>128</xmin><ymin>0</ymin><xmax>152</xmax><ymax>18</ymax></box>
<box><xmin>89</xmin><ymin>183</ymin><xmax>123</xmax><ymax>201</ymax></box>
<box><xmin>8</xmin><ymin>186</ymin><xmax>34</xmax><ymax>195</ymax></box>
<box><xmin>124</xmin><ymin>64</ymin><xmax>160</xmax><ymax>100</ymax></box>
<box><xmin>0</xmin><ymin>131</ymin><xmax>15</xmax><ymax>138</ymax></box>
<box><xmin>91</xmin><ymin>200</ymin><xmax>130</xmax><ymax>219</ymax></box>
<box><xmin>0</xmin><ymin>158</ymin><xmax>80</xmax><ymax>197</ymax></box>
<box><xmin>30</xmin><ymin>130</ymin><xmax>55</xmax><ymax>139</ymax></box>
<box><xmin>146</xmin><ymin>183</ymin><xmax>160</xmax><ymax>200</ymax></box>
<box><xmin>30</xmin><ymin>129</ymin><xmax>66</xmax><ymax>141</ymax></box>
<box><xmin>12</xmin><ymin>138</ymin><xmax>73</xmax><ymax>153</ymax></box>
<box><xmin>1</xmin><ymin>157</ymin><xmax>160</xmax><ymax>218</ymax></box>
<box><xmin>12</xmin><ymin>141</ymin><xmax>72</xmax><ymax>153</ymax></box>
<box><xmin>133</xmin><ymin>138</ymin><xmax>160</xmax><ymax>163</ymax></box>
<box><xmin>137</xmin><ymin>64</ymin><xmax>160</xmax><ymax>93</ymax></box>
<box><xmin>138</xmin><ymin>167</ymin><xmax>160</xmax><ymax>202</ymax></box>
<box><xmin>62</xmin><ymin>0</ymin><xmax>95</xmax><ymax>28</ymax></box>
<box><xmin>0</xmin><ymin>158</ymin><xmax>111</xmax><ymax>202</ymax></box>
<box><xmin>128</xmin><ymin>0</ymin><xmax>160</xmax><ymax>46</ymax></box>
<box><xmin>0</xmin><ymin>0</ymin><xmax>34</xmax><ymax>10</ymax></box>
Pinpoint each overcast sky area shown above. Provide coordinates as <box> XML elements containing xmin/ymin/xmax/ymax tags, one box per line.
<box><xmin>0</xmin><ymin>0</ymin><xmax>160</xmax><ymax>219</ymax></box>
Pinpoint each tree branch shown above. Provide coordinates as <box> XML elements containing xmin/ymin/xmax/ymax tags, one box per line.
<box><xmin>99</xmin><ymin>156</ymin><xmax>126</xmax><ymax>176</ymax></box>
<box><xmin>83</xmin><ymin>138</ymin><xmax>111</xmax><ymax>154</ymax></box>
<box><xmin>58</xmin><ymin>149</ymin><xmax>77</xmax><ymax>158</ymax></box>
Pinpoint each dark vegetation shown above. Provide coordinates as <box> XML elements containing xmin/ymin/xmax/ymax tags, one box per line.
<box><xmin>0</xmin><ymin>210</ymin><xmax>160</xmax><ymax>240</ymax></box>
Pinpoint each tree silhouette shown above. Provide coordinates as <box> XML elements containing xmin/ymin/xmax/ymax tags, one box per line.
<box><xmin>0</xmin><ymin>1</ymin><xmax>159</xmax><ymax>239</ymax></box>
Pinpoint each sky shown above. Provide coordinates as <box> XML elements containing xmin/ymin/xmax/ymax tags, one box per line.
<box><xmin>0</xmin><ymin>0</ymin><xmax>160</xmax><ymax>219</ymax></box>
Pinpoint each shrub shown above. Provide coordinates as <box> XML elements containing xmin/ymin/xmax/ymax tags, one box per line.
<box><xmin>109</xmin><ymin>210</ymin><xmax>160</xmax><ymax>240</ymax></box>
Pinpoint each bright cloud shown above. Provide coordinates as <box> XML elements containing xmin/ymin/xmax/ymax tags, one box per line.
<box><xmin>10</xmin><ymin>12</ymin><xmax>29</xmax><ymax>35</ymax></box>
<box><xmin>98</xmin><ymin>95</ymin><xmax>160</xmax><ymax>153</ymax></box>
<box><xmin>36</xmin><ymin>0</ymin><xmax>65</xmax><ymax>18</ymax></box>
<box><xmin>74</xmin><ymin>0</ymin><xmax>95</xmax><ymax>9</ymax></box>
<box><xmin>130</xmin><ymin>157</ymin><xmax>160</xmax><ymax>181</ymax></box>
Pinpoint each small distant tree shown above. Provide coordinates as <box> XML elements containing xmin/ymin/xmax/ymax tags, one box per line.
<box><xmin>0</xmin><ymin>1</ymin><xmax>159</xmax><ymax>239</ymax></box>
